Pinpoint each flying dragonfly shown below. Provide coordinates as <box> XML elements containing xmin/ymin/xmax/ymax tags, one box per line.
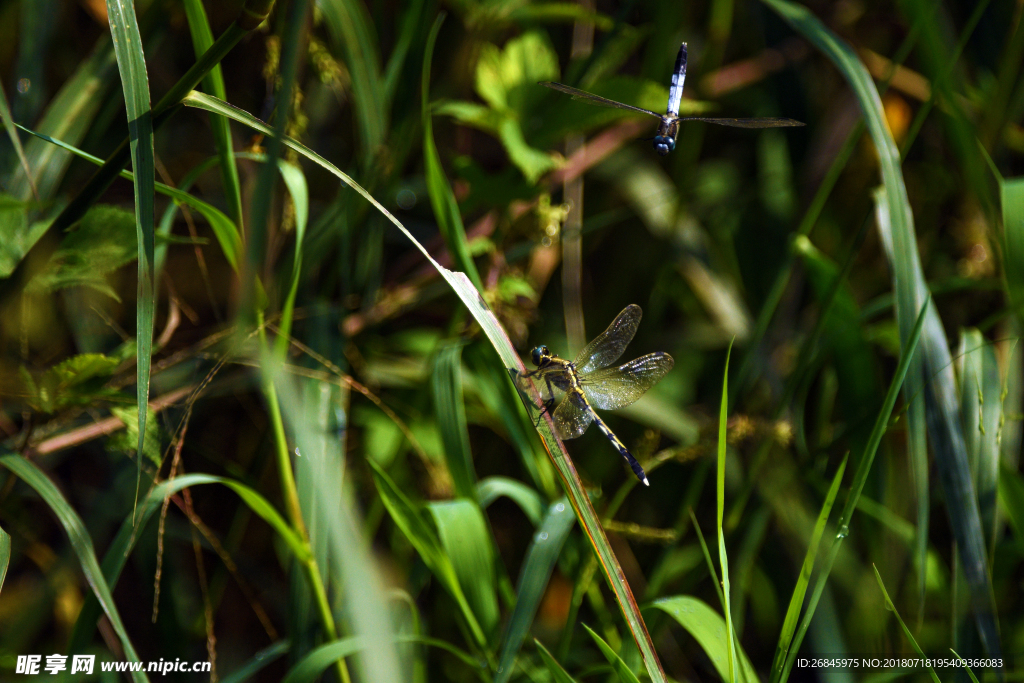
<box><xmin>515</xmin><ymin>304</ymin><xmax>673</xmax><ymax>485</ymax></box>
<box><xmin>540</xmin><ymin>42</ymin><xmax>804</xmax><ymax>156</ymax></box>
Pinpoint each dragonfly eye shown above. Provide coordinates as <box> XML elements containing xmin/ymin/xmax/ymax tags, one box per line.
<box><xmin>653</xmin><ymin>136</ymin><xmax>675</xmax><ymax>156</ymax></box>
<box><xmin>530</xmin><ymin>346</ymin><xmax>548</xmax><ymax>366</ymax></box>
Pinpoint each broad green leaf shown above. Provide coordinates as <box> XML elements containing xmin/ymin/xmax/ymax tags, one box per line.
<box><xmin>0</xmin><ymin>523</ymin><xmax>10</xmax><ymax>594</ymax></box>
<box><xmin>0</xmin><ymin>195</ymin><xmax>49</xmax><ymax>278</ymax></box>
<box><xmin>19</xmin><ymin>352</ymin><xmax>123</xmax><ymax>413</ymax></box>
<box><xmin>428</xmin><ymin>499</ymin><xmax>499</xmax><ymax>635</ymax></box>
<box><xmin>495</xmin><ymin>499</ymin><xmax>574</xmax><ymax>683</ymax></box>
<box><xmin>650</xmin><ymin>596</ymin><xmax>759</xmax><ymax>683</ymax></box>
<box><xmin>475</xmin><ymin>32</ymin><xmax>559</xmax><ymax>114</ymax></box>
<box><xmin>476</xmin><ymin>476</ymin><xmax>544</xmax><ymax>525</ymax></box>
<box><xmin>107</xmin><ymin>407</ymin><xmax>161</xmax><ymax>465</ymax></box>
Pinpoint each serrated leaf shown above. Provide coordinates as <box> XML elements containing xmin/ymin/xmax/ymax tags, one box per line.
<box><xmin>26</xmin><ymin>205</ymin><xmax>138</xmax><ymax>299</ymax></box>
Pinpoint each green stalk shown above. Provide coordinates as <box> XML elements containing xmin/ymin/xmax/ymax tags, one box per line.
<box><xmin>259</xmin><ymin>314</ymin><xmax>352</xmax><ymax>683</ymax></box>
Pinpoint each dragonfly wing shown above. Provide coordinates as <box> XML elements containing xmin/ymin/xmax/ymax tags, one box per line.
<box><xmin>551</xmin><ymin>390</ymin><xmax>594</xmax><ymax>440</ymax></box>
<box><xmin>516</xmin><ymin>368</ymin><xmax>573</xmax><ymax>405</ymax></box>
<box><xmin>539</xmin><ymin>82</ymin><xmax>662</xmax><ymax>119</ymax></box>
<box><xmin>680</xmin><ymin>117</ymin><xmax>805</xmax><ymax>128</ymax></box>
<box><xmin>581</xmin><ymin>352</ymin><xmax>674</xmax><ymax>410</ymax></box>
<box><xmin>574</xmin><ymin>304</ymin><xmax>642</xmax><ymax>374</ymax></box>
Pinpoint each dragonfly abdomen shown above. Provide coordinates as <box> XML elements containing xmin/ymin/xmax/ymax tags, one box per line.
<box><xmin>592</xmin><ymin>411</ymin><xmax>650</xmax><ymax>486</ymax></box>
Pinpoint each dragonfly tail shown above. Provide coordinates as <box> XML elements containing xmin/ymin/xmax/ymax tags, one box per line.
<box><xmin>593</xmin><ymin>414</ymin><xmax>650</xmax><ymax>486</ymax></box>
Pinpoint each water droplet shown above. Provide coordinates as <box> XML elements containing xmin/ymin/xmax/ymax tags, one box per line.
<box><xmin>537</xmin><ymin>531</ymin><xmax>549</xmax><ymax>542</ymax></box>
<box><xmin>17</xmin><ymin>78</ymin><xmax>30</xmax><ymax>94</ymax></box>
<box><xmin>294</xmin><ymin>447</ymin><xmax>302</xmax><ymax>457</ymax></box>
<box><xmin>837</xmin><ymin>524</ymin><xmax>848</xmax><ymax>538</ymax></box>
<box><xmin>555</xmin><ymin>503</ymin><xmax>565</xmax><ymax>512</ymax></box>
<box><xmin>396</xmin><ymin>188</ymin><xmax>417</xmax><ymax>210</ymax></box>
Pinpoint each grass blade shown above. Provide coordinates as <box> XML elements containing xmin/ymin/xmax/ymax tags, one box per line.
<box><xmin>422</xmin><ymin>15</ymin><xmax>482</xmax><ymax>289</ymax></box>
<box><xmin>535</xmin><ymin>639</ymin><xmax>579</xmax><ymax>683</ymax></box>
<box><xmin>182</xmin><ymin>0</ymin><xmax>243</xmax><ymax>230</ymax></box>
<box><xmin>319</xmin><ymin>0</ymin><xmax>386</xmax><ymax>156</ymax></box>
<box><xmin>494</xmin><ymin>499</ymin><xmax>575</xmax><ymax>683</ymax></box>
<box><xmin>769</xmin><ymin>454</ymin><xmax>848</xmax><ymax>683</ymax></box>
<box><xmin>220</xmin><ymin>641</ymin><xmax>290</xmax><ymax>683</ymax></box>
<box><xmin>0</xmin><ymin>84</ymin><xmax>37</xmax><ymax>201</ymax></box>
<box><xmin>432</xmin><ymin>340</ymin><xmax>477</xmax><ymax>497</ymax></box>
<box><xmin>583</xmin><ymin>623</ymin><xmax>641</xmax><ymax>683</ymax></box>
<box><xmin>716</xmin><ymin>341</ymin><xmax>738</xmax><ymax>682</ymax></box>
<box><xmin>871</xmin><ymin>566</ymin><xmax>941</xmax><ymax>683</ymax></box>
<box><xmin>106</xmin><ymin>0</ymin><xmax>156</xmax><ymax>474</ymax></box>
<box><xmin>957</xmin><ymin>329</ymin><xmax>1002</xmax><ymax>558</ymax></box>
<box><xmin>1</xmin><ymin>453</ymin><xmax>148</xmax><ymax>682</ymax></box>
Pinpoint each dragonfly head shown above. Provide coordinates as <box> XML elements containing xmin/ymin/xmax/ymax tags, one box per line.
<box><xmin>530</xmin><ymin>345</ymin><xmax>550</xmax><ymax>367</ymax></box>
<box><xmin>653</xmin><ymin>135</ymin><xmax>675</xmax><ymax>156</ymax></box>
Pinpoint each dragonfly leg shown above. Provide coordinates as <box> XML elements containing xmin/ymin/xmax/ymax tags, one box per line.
<box><xmin>593</xmin><ymin>413</ymin><xmax>649</xmax><ymax>486</ymax></box>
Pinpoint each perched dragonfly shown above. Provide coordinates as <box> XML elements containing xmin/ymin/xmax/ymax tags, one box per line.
<box><xmin>540</xmin><ymin>42</ymin><xmax>804</xmax><ymax>156</ymax></box>
<box><xmin>516</xmin><ymin>305</ymin><xmax>673</xmax><ymax>485</ymax></box>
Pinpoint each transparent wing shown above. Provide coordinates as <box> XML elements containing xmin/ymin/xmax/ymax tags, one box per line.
<box><xmin>574</xmin><ymin>304</ymin><xmax>642</xmax><ymax>375</ymax></box>
<box><xmin>679</xmin><ymin>116</ymin><xmax>805</xmax><ymax>128</ymax></box>
<box><xmin>551</xmin><ymin>390</ymin><xmax>594</xmax><ymax>440</ymax></box>
<box><xmin>580</xmin><ymin>352</ymin><xmax>674</xmax><ymax>410</ymax></box>
<box><xmin>517</xmin><ymin>366</ymin><xmax>572</xmax><ymax>404</ymax></box>
<box><xmin>539</xmin><ymin>82</ymin><xmax>662</xmax><ymax>119</ymax></box>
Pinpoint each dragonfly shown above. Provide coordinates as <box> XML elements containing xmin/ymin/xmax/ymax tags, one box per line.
<box><xmin>516</xmin><ymin>304</ymin><xmax>673</xmax><ymax>485</ymax></box>
<box><xmin>540</xmin><ymin>42</ymin><xmax>804</xmax><ymax>156</ymax></box>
